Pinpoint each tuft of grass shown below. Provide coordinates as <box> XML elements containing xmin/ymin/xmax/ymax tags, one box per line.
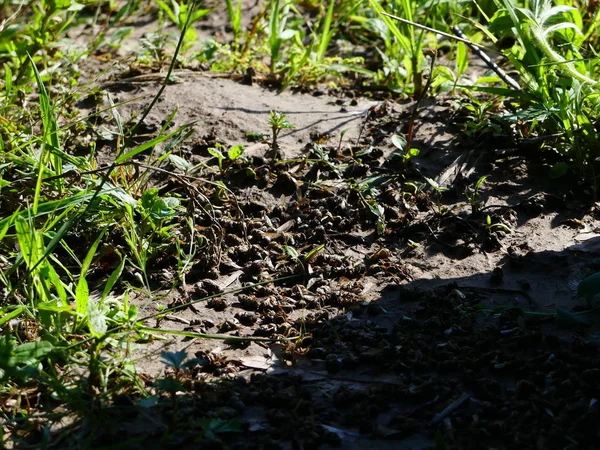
<box><xmin>463</xmin><ymin>0</ymin><xmax>600</xmax><ymax>191</ymax></box>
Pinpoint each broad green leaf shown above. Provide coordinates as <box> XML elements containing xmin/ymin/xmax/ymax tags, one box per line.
<box><xmin>284</xmin><ymin>245</ymin><xmax>299</xmax><ymax>260</ymax></box>
<box><xmin>15</xmin><ymin>216</ymin><xmax>41</xmax><ymax>271</ymax></box>
<box><xmin>169</xmin><ymin>154</ymin><xmax>191</xmax><ymax>172</ymax></box>
<box><xmin>151</xmin><ymin>197</ymin><xmax>180</xmax><ymax>219</ymax></box>
<box><xmin>208</xmin><ymin>148</ymin><xmax>225</xmax><ymax>164</ymax></box>
<box><xmin>54</xmin><ymin>0</ymin><xmax>72</xmax><ymax>9</ymax></box>
<box><xmin>115</xmin><ymin>124</ymin><xmax>193</xmax><ymax>164</ymax></box>
<box><xmin>425</xmin><ymin>177</ymin><xmax>440</xmax><ymax>190</ymax></box>
<box><xmin>101</xmin><ymin>183</ymin><xmax>137</xmax><ymax>208</ymax></box>
<box><xmin>155</xmin><ymin>0</ymin><xmax>178</xmax><ymax>24</ymax></box>
<box><xmin>455</xmin><ymin>41</ymin><xmax>468</xmax><ymax>78</ymax></box>
<box><xmin>555</xmin><ymin>308</ymin><xmax>592</xmax><ymax>328</ymax></box>
<box><xmin>140</xmin><ymin>188</ymin><xmax>159</xmax><ymax>210</ymax></box>
<box><xmin>434</xmin><ymin>65</ymin><xmax>455</xmax><ymax>81</ymax></box>
<box><xmin>46</xmin><ymin>262</ymin><xmax>67</xmax><ymax>304</ymax></box>
<box><xmin>279</xmin><ymin>29</ymin><xmax>296</xmax><ymax>40</ymax></box>
<box><xmin>10</xmin><ymin>341</ymin><xmax>53</xmax><ymax>366</ymax></box>
<box><xmin>191</xmin><ymin>8</ymin><xmax>212</xmax><ymax>22</ymax></box>
<box><xmin>184</xmin><ymin>27</ymin><xmax>197</xmax><ymax>42</ymax></box>
<box><xmin>577</xmin><ymin>272</ymin><xmax>600</xmax><ymax>299</ymax></box>
<box><xmin>474</xmin><ymin>175</ymin><xmax>490</xmax><ymax>191</ymax></box>
<box><xmin>488</xmin><ymin>10</ymin><xmax>516</xmax><ymax>35</ymax></box>
<box><xmin>540</xmin><ymin>5</ymin><xmax>576</xmax><ymax>24</ymax></box>
<box><xmin>161</xmin><ymin>350</ymin><xmax>188</xmax><ymax>368</ymax></box>
<box><xmin>227</xmin><ymin>145</ymin><xmax>244</xmax><ymax>161</ymax></box>
<box><xmin>75</xmin><ymin>278</ymin><xmax>89</xmax><ymax>316</ymax></box>
<box><xmin>549</xmin><ymin>162</ymin><xmax>569</xmax><ymax>179</ymax></box>
<box><xmin>391</xmin><ymin>134</ymin><xmax>406</xmax><ymax>151</ymax></box>
<box><xmin>543</xmin><ymin>23</ymin><xmax>580</xmax><ymax>38</ymax></box>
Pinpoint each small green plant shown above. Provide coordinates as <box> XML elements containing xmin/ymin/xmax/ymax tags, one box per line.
<box><xmin>403</xmin><ymin>180</ymin><xmax>427</xmax><ymax>207</ymax></box>
<box><xmin>472</xmin><ymin>0</ymin><xmax>600</xmax><ymax>189</ymax></box>
<box><xmin>155</xmin><ymin>0</ymin><xmax>212</xmax><ymax>45</ymax></box>
<box><xmin>246</xmin><ymin>131</ymin><xmax>268</xmax><ymax>142</ymax></box>
<box><xmin>465</xmin><ymin>175</ymin><xmax>490</xmax><ymax>214</ymax></box>
<box><xmin>451</xmin><ymin>95</ymin><xmax>503</xmax><ymax>138</ymax></box>
<box><xmin>577</xmin><ymin>272</ymin><xmax>600</xmax><ymax>306</ymax></box>
<box><xmin>0</xmin><ymin>335</ymin><xmax>54</xmax><ymax>383</ymax></box>
<box><xmin>390</xmin><ymin>134</ymin><xmax>420</xmax><ymax>164</ymax></box>
<box><xmin>268</xmin><ymin>110</ymin><xmax>295</xmax><ymax>161</ymax></box>
<box><xmin>311</xmin><ymin>144</ymin><xmax>341</xmax><ymax>178</ymax></box>
<box><xmin>138</xmin><ymin>32</ymin><xmax>172</xmax><ymax>68</ymax></box>
<box><xmin>1</xmin><ymin>0</ymin><xmax>76</xmax><ymax>84</ymax></box>
<box><xmin>225</xmin><ymin>0</ymin><xmax>244</xmax><ymax>49</ymax></box>
<box><xmin>208</xmin><ymin>144</ymin><xmax>245</xmax><ymax>173</ymax></box>
<box><xmin>280</xmin><ymin>0</ymin><xmax>364</xmax><ymax>88</ymax></box>
<box><xmin>168</xmin><ymin>153</ymin><xmax>204</xmax><ymax>176</ymax></box>
<box><xmin>155</xmin><ymin>350</ymin><xmax>203</xmax><ymax>413</ymax></box>
<box><xmin>367</xmin><ymin>0</ymin><xmax>437</xmax><ymax>95</ymax></box>
<box><xmin>425</xmin><ymin>176</ymin><xmax>449</xmax><ymax>215</ymax></box>
<box><xmin>279</xmin><ymin>244</ymin><xmax>325</xmax><ymax>274</ymax></box>
<box><xmin>268</xmin><ymin>0</ymin><xmax>297</xmax><ymax>76</ymax></box>
<box><xmin>121</xmin><ymin>187</ymin><xmax>183</xmax><ymax>292</ymax></box>
<box><xmin>484</xmin><ymin>215</ymin><xmax>514</xmax><ymax>234</ymax></box>
<box><xmin>368</xmin><ymin>201</ymin><xmax>386</xmax><ymax>235</ymax></box>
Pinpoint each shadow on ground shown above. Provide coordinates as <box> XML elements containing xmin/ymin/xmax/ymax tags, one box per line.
<box><xmin>13</xmin><ymin>235</ymin><xmax>600</xmax><ymax>450</ymax></box>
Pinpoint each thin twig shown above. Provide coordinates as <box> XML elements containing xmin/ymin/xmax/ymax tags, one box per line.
<box><xmin>381</xmin><ymin>12</ymin><xmax>488</xmax><ymax>49</ymax></box>
<box><xmin>128</xmin><ymin>0</ymin><xmax>198</xmax><ymax>135</ymax></box>
<box><xmin>451</xmin><ymin>26</ymin><xmax>521</xmax><ymax>90</ymax></box>
<box><xmin>381</xmin><ymin>12</ymin><xmax>522</xmax><ymax>91</ymax></box>
<box><xmin>431</xmin><ymin>393</ymin><xmax>472</xmax><ymax>425</ymax></box>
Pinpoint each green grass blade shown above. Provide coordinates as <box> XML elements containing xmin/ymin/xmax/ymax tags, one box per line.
<box><xmin>0</xmin><ymin>307</ymin><xmax>25</xmax><ymax>327</ymax></box>
<box><xmin>101</xmin><ymin>256</ymin><xmax>126</xmax><ymax>303</ymax></box>
<box><xmin>0</xmin><ymin>208</ymin><xmax>18</xmax><ymax>242</ymax></box>
<box><xmin>75</xmin><ymin>229</ymin><xmax>106</xmax><ymax>316</ymax></box>
<box><xmin>316</xmin><ymin>0</ymin><xmax>335</xmax><ymax>62</ymax></box>
<box><xmin>29</xmin><ymin>55</ymin><xmax>53</xmax><ymax>215</ymax></box>
<box><xmin>115</xmin><ymin>123</ymin><xmax>194</xmax><ymax>164</ymax></box>
<box><xmin>14</xmin><ymin>216</ymin><xmax>42</xmax><ymax>272</ymax></box>
<box><xmin>155</xmin><ymin>0</ymin><xmax>178</xmax><ymax>25</ymax></box>
<box><xmin>138</xmin><ymin>326</ymin><xmax>295</xmax><ymax>342</ymax></box>
<box><xmin>456</xmin><ymin>85</ymin><xmax>536</xmax><ymax>101</ymax></box>
<box><xmin>46</xmin><ymin>262</ymin><xmax>67</xmax><ymax>304</ymax></box>
<box><xmin>4</xmin><ymin>63</ymin><xmax>12</xmax><ymax>97</ymax></box>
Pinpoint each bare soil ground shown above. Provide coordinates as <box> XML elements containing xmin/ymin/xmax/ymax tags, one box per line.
<box><xmin>14</xmin><ymin>10</ymin><xmax>600</xmax><ymax>450</ymax></box>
